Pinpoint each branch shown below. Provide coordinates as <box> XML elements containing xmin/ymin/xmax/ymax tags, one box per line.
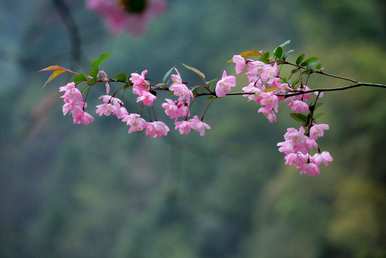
<box><xmin>52</xmin><ymin>0</ymin><xmax>82</xmax><ymax>68</ymax></box>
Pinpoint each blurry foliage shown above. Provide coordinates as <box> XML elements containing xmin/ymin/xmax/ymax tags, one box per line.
<box><xmin>0</xmin><ymin>1</ymin><xmax>385</xmax><ymax>258</ymax></box>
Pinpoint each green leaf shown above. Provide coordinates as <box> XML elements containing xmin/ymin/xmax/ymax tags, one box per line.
<box><xmin>90</xmin><ymin>52</ymin><xmax>111</xmax><ymax>78</ymax></box>
<box><xmin>279</xmin><ymin>40</ymin><xmax>291</xmax><ymax>48</ymax></box>
<box><xmin>114</xmin><ymin>73</ymin><xmax>128</xmax><ymax>82</ymax></box>
<box><xmin>162</xmin><ymin>67</ymin><xmax>176</xmax><ymax>83</ymax></box>
<box><xmin>73</xmin><ymin>73</ymin><xmax>88</xmax><ymax>84</ymax></box>
<box><xmin>301</xmin><ymin>57</ymin><xmax>319</xmax><ymax>67</ymax></box>
<box><xmin>290</xmin><ymin>113</ymin><xmax>308</xmax><ymax>123</ymax></box>
<box><xmin>296</xmin><ymin>54</ymin><xmax>305</xmax><ymax>65</ymax></box>
<box><xmin>273</xmin><ymin>47</ymin><xmax>283</xmax><ymax>59</ymax></box>
<box><xmin>259</xmin><ymin>51</ymin><xmax>271</xmax><ymax>63</ymax></box>
<box><xmin>182</xmin><ymin>63</ymin><xmax>206</xmax><ymax>80</ymax></box>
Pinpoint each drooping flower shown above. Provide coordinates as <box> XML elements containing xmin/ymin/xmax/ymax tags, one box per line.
<box><xmin>86</xmin><ymin>0</ymin><xmax>166</xmax><ymax>36</ymax></box>
<box><xmin>145</xmin><ymin>121</ymin><xmax>170</xmax><ymax>138</ymax></box>
<box><xmin>309</xmin><ymin>123</ymin><xmax>329</xmax><ymax>140</ymax></box>
<box><xmin>287</xmin><ymin>100</ymin><xmax>309</xmax><ymax>113</ymax></box>
<box><xmin>59</xmin><ymin>82</ymin><xmax>94</xmax><ymax>125</ymax></box>
<box><xmin>189</xmin><ymin>116</ymin><xmax>211</xmax><ymax>136</ymax></box>
<box><xmin>130</xmin><ymin>70</ymin><xmax>157</xmax><ymax>106</ymax></box>
<box><xmin>161</xmin><ymin>99</ymin><xmax>189</xmax><ymax>120</ymax></box>
<box><xmin>258</xmin><ymin>92</ymin><xmax>279</xmax><ymax>123</ymax></box>
<box><xmin>215</xmin><ymin>70</ymin><xmax>236</xmax><ymax>97</ymax></box>
<box><xmin>169</xmin><ymin>71</ymin><xmax>193</xmax><ymax>103</ymax></box>
<box><xmin>232</xmin><ymin>55</ymin><xmax>246</xmax><ymax>75</ymax></box>
<box><xmin>175</xmin><ymin>120</ymin><xmax>193</xmax><ymax>135</ymax></box>
<box><xmin>121</xmin><ymin>113</ymin><xmax>147</xmax><ymax>133</ymax></box>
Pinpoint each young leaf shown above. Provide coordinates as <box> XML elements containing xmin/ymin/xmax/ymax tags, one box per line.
<box><xmin>296</xmin><ymin>54</ymin><xmax>305</xmax><ymax>65</ymax></box>
<box><xmin>90</xmin><ymin>52</ymin><xmax>111</xmax><ymax>78</ymax></box>
<box><xmin>182</xmin><ymin>63</ymin><xmax>206</xmax><ymax>80</ymax></box>
<box><xmin>279</xmin><ymin>40</ymin><xmax>291</xmax><ymax>48</ymax></box>
<box><xmin>301</xmin><ymin>57</ymin><xmax>319</xmax><ymax>67</ymax></box>
<box><xmin>259</xmin><ymin>51</ymin><xmax>271</xmax><ymax>63</ymax></box>
<box><xmin>273</xmin><ymin>47</ymin><xmax>283</xmax><ymax>59</ymax></box>
<box><xmin>290</xmin><ymin>113</ymin><xmax>308</xmax><ymax>123</ymax></box>
<box><xmin>40</xmin><ymin>65</ymin><xmax>74</xmax><ymax>87</ymax></box>
<box><xmin>114</xmin><ymin>73</ymin><xmax>128</xmax><ymax>82</ymax></box>
<box><xmin>162</xmin><ymin>67</ymin><xmax>176</xmax><ymax>83</ymax></box>
<box><xmin>239</xmin><ymin>49</ymin><xmax>262</xmax><ymax>59</ymax></box>
<box><xmin>73</xmin><ymin>73</ymin><xmax>88</xmax><ymax>84</ymax></box>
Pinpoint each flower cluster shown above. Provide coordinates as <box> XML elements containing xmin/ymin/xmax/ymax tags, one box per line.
<box><xmin>59</xmin><ymin>82</ymin><xmax>94</xmax><ymax>125</ymax></box>
<box><xmin>86</xmin><ymin>0</ymin><xmax>166</xmax><ymax>35</ymax></box>
<box><xmin>277</xmin><ymin>124</ymin><xmax>333</xmax><ymax>176</ymax></box>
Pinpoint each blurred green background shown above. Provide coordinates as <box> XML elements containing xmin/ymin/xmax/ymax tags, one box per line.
<box><xmin>1</xmin><ymin>0</ymin><xmax>386</xmax><ymax>257</ymax></box>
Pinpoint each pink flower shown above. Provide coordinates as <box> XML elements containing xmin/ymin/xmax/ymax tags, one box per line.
<box><xmin>162</xmin><ymin>99</ymin><xmax>189</xmax><ymax>120</ymax></box>
<box><xmin>136</xmin><ymin>91</ymin><xmax>156</xmax><ymax>106</ymax></box>
<box><xmin>145</xmin><ymin>121</ymin><xmax>170</xmax><ymax>138</ymax></box>
<box><xmin>215</xmin><ymin>70</ymin><xmax>236</xmax><ymax>97</ymax></box>
<box><xmin>287</xmin><ymin>100</ymin><xmax>309</xmax><ymax>113</ymax></box>
<box><xmin>96</xmin><ymin>95</ymin><xmax>126</xmax><ymax>118</ymax></box>
<box><xmin>122</xmin><ymin>113</ymin><xmax>147</xmax><ymax>133</ymax></box>
<box><xmin>309</xmin><ymin>123</ymin><xmax>329</xmax><ymax>140</ymax></box>
<box><xmin>189</xmin><ymin>116</ymin><xmax>211</xmax><ymax>136</ymax></box>
<box><xmin>300</xmin><ymin>162</ymin><xmax>320</xmax><ymax>176</ymax></box>
<box><xmin>258</xmin><ymin>92</ymin><xmax>279</xmax><ymax>123</ymax></box>
<box><xmin>59</xmin><ymin>82</ymin><xmax>94</xmax><ymax>125</ymax></box>
<box><xmin>312</xmin><ymin>151</ymin><xmax>333</xmax><ymax>166</ymax></box>
<box><xmin>232</xmin><ymin>55</ymin><xmax>246</xmax><ymax>74</ymax></box>
<box><xmin>277</xmin><ymin>127</ymin><xmax>317</xmax><ymax>155</ymax></box>
<box><xmin>170</xmin><ymin>71</ymin><xmax>193</xmax><ymax>103</ymax></box>
<box><xmin>130</xmin><ymin>70</ymin><xmax>150</xmax><ymax>94</ymax></box>
<box><xmin>86</xmin><ymin>0</ymin><xmax>166</xmax><ymax>36</ymax></box>
<box><xmin>130</xmin><ymin>70</ymin><xmax>157</xmax><ymax>106</ymax></box>
<box><xmin>175</xmin><ymin>120</ymin><xmax>192</xmax><ymax>135</ymax></box>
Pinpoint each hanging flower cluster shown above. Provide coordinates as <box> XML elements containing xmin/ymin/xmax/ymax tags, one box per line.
<box><xmin>86</xmin><ymin>0</ymin><xmax>166</xmax><ymax>35</ymax></box>
<box><xmin>42</xmin><ymin>41</ymin><xmax>386</xmax><ymax>175</ymax></box>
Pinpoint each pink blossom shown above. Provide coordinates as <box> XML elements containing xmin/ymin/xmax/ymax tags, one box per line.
<box><xmin>175</xmin><ymin>120</ymin><xmax>192</xmax><ymax>135</ymax></box>
<box><xmin>309</xmin><ymin>123</ymin><xmax>329</xmax><ymax>140</ymax></box>
<box><xmin>145</xmin><ymin>121</ymin><xmax>170</xmax><ymax>138</ymax></box>
<box><xmin>72</xmin><ymin>110</ymin><xmax>95</xmax><ymax>125</ymax></box>
<box><xmin>86</xmin><ymin>0</ymin><xmax>166</xmax><ymax>36</ymax></box>
<box><xmin>122</xmin><ymin>113</ymin><xmax>147</xmax><ymax>133</ymax></box>
<box><xmin>258</xmin><ymin>92</ymin><xmax>279</xmax><ymax>123</ymax></box>
<box><xmin>287</xmin><ymin>100</ymin><xmax>309</xmax><ymax>113</ymax></box>
<box><xmin>59</xmin><ymin>82</ymin><xmax>94</xmax><ymax>125</ymax></box>
<box><xmin>189</xmin><ymin>116</ymin><xmax>211</xmax><ymax>136</ymax></box>
<box><xmin>136</xmin><ymin>91</ymin><xmax>156</xmax><ymax>106</ymax></box>
<box><xmin>170</xmin><ymin>71</ymin><xmax>193</xmax><ymax>103</ymax></box>
<box><xmin>232</xmin><ymin>55</ymin><xmax>246</xmax><ymax>74</ymax></box>
<box><xmin>215</xmin><ymin>70</ymin><xmax>236</xmax><ymax>97</ymax></box>
<box><xmin>312</xmin><ymin>151</ymin><xmax>333</xmax><ymax>166</ymax></box>
<box><xmin>162</xmin><ymin>99</ymin><xmax>189</xmax><ymax>120</ymax></box>
<box><xmin>130</xmin><ymin>70</ymin><xmax>150</xmax><ymax>94</ymax></box>
<box><xmin>300</xmin><ymin>162</ymin><xmax>320</xmax><ymax>176</ymax></box>
<box><xmin>130</xmin><ymin>70</ymin><xmax>157</xmax><ymax>106</ymax></box>
<box><xmin>277</xmin><ymin>127</ymin><xmax>317</xmax><ymax>155</ymax></box>
<box><xmin>96</xmin><ymin>95</ymin><xmax>126</xmax><ymax>118</ymax></box>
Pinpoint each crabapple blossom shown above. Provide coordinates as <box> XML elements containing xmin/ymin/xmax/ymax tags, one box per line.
<box><xmin>287</xmin><ymin>100</ymin><xmax>309</xmax><ymax>113</ymax></box>
<box><xmin>175</xmin><ymin>120</ymin><xmax>193</xmax><ymax>135</ymax></box>
<box><xmin>145</xmin><ymin>121</ymin><xmax>170</xmax><ymax>138</ymax></box>
<box><xmin>232</xmin><ymin>55</ymin><xmax>246</xmax><ymax>75</ymax></box>
<box><xmin>121</xmin><ymin>113</ymin><xmax>147</xmax><ymax>133</ymax></box>
<box><xmin>215</xmin><ymin>70</ymin><xmax>236</xmax><ymax>97</ymax></box>
<box><xmin>59</xmin><ymin>82</ymin><xmax>94</xmax><ymax>125</ymax></box>
<box><xmin>130</xmin><ymin>70</ymin><xmax>157</xmax><ymax>106</ymax></box>
<box><xmin>309</xmin><ymin>123</ymin><xmax>329</xmax><ymax>140</ymax></box>
<box><xmin>189</xmin><ymin>116</ymin><xmax>211</xmax><ymax>136</ymax></box>
<box><xmin>169</xmin><ymin>71</ymin><xmax>194</xmax><ymax>103</ymax></box>
<box><xmin>162</xmin><ymin>99</ymin><xmax>189</xmax><ymax>120</ymax></box>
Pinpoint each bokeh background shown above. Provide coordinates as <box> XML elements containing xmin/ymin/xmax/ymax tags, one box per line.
<box><xmin>1</xmin><ymin>0</ymin><xmax>386</xmax><ymax>258</ymax></box>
